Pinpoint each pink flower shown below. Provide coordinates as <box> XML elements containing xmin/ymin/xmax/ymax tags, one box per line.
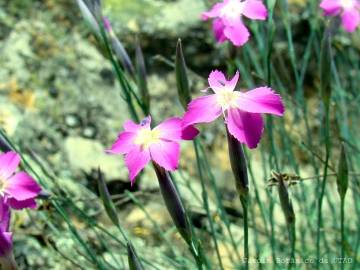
<box><xmin>202</xmin><ymin>0</ymin><xmax>267</xmax><ymax>46</ymax></box>
<box><xmin>320</xmin><ymin>0</ymin><xmax>360</xmax><ymax>32</ymax></box>
<box><xmin>0</xmin><ymin>199</ymin><xmax>15</xmax><ymax>269</ymax></box>
<box><xmin>182</xmin><ymin>70</ymin><xmax>285</xmax><ymax>149</ymax></box>
<box><xmin>0</xmin><ymin>152</ymin><xmax>42</xmax><ymax>210</ymax></box>
<box><xmin>108</xmin><ymin>117</ymin><xmax>198</xmax><ymax>183</ymax></box>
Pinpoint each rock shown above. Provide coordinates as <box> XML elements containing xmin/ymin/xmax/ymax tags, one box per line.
<box><xmin>106</xmin><ymin>0</ymin><xmax>206</xmax><ymax>35</ymax></box>
<box><xmin>64</xmin><ymin>136</ymin><xmax>127</xmax><ymax>180</ymax></box>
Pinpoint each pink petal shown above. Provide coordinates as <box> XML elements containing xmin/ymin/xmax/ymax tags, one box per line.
<box><xmin>226</xmin><ymin>71</ymin><xmax>240</xmax><ymax>91</ymax></box>
<box><xmin>106</xmin><ymin>132</ymin><xmax>136</xmax><ymax>154</ymax></box>
<box><xmin>0</xmin><ymin>152</ymin><xmax>20</xmax><ymax>179</ymax></box>
<box><xmin>227</xmin><ymin>108</ymin><xmax>264</xmax><ymax>149</ymax></box>
<box><xmin>182</xmin><ymin>95</ymin><xmax>222</xmax><ymax>127</ymax></box>
<box><xmin>224</xmin><ymin>21</ymin><xmax>250</xmax><ymax>47</ymax></box>
<box><xmin>155</xmin><ymin>117</ymin><xmax>182</xmax><ymax>141</ymax></box>
<box><xmin>319</xmin><ymin>0</ymin><xmax>342</xmax><ymax>15</ymax></box>
<box><xmin>150</xmin><ymin>140</ymin><xmax>180</xmax><ymax>171</ymax></box>
<box><xmin>212</xmin><ymin>19</ymin><xmax>227</xmax><ymax>43</ymax></box>
<box><xmin>0</xmin><ymin>199</ymin><xmax>10</xmax><ymax>231</ymax></box>
<box><xmin>125</xmin><ymin>147</ymin><xmax>150</xmax><ymax>184</ymax></box>
<box><xmin>123</xmin><ymin>116</ymin><xmax>151</xmax><ymax>132</ymax></box>
<box><xmin>208</xmin><ymin>70</ymin><xmax>239</xmax><ymax>92</ymax></box>
<box><xmin>243</xmin><ymin>0</ymin><xmax>268</xmax><ymax>20</ymax></box>
<box><xmin>5</xmin><ymin>172</ymin><xmax>41</xmax><ymax>201</ymax></box>
<box><xmin>208</xmin><ymin>70</ymin><xmax>227</xmax><ymax>92</ymax></box>
<box><xmin>181</xmin><ymin>125</ymin><xmax>199</xmax><ymax>140</ymax></box>
<box><xmin>123</xmin><ymin>120</ymin><xmax>141</xmax><ymax>132</ymax></box>
<box><xmin>201</xmin><ymin>2</ymin><xmax>226</xmax><ymax>20</ymax></box>
<box><xmin>6</xmin><ymin>198</ymin><xmax>37</xmax><ymax>209</ymax></box>
<box><xmin>341</xmin><ymin>9</ymin><xmax>360</xmax><ymax>32</ymax></box>
<box><xmin>237</xmin><ymin>87</ymin><xmax>285</xmax><ymax>116</ymax></box>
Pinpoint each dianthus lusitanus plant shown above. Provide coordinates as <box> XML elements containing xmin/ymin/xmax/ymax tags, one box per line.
<box><xmin>1</xmin><ymin>0</ymin><xmax>360</xmax><ymax>269</ymax></box>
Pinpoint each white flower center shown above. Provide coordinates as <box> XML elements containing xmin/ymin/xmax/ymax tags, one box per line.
<box><xmin>134</xmin><ymin>128</ymin><xmax>161</xmax><ymax>149</ymax></box>
<box><xmin>220</xmin><ymin>0</ymin><xmax>245</xmax><ymax>21</ymax></box>
<box><xmin>216</xmin><ymin>90</ymin><xmax>239</xmax><ymax>110</ymax></box>
<box><xmin>0</xmin><ymin>178</ymin><xmax>8</xmax><ymax>196</ymax></box>
<box><xmin>341</xmin><ymin>0</ymin><xmax>355</xmax><ymax>9</ymax></box>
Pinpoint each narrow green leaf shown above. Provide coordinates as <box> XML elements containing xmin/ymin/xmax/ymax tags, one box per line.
<box><xmin>175</xmin><ymin>39</ymin><xmax>191</xmax><ymax>110</ymax></box>
<box><xmin>97</xmin><ymin>168</ymin><xmax>119</xmax><ymax>228</ymax></box>
<box><xmin>136</xmin><ymin>38</ymin><xmax>150</xmax><ymax>114</ymax></box>
<box><xmin>337</xmin><ymin>143</ymin><xmax>349</xmax><ymax>199</ymax></box>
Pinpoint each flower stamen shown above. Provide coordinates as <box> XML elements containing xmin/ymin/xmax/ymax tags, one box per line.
<box><xmin>217</xmin><ymin>90</ymin><xmax>239</xmax><ymax>110</ymax></box>
<box><xmin>0</xmin><ymin>178</ymin><xmax>8</xmax><ymax>196</ymax></box>
<box><xmin>134</xmin><ymin>129</ymin><xmax>161</xmax><ymax>149</ymax></box>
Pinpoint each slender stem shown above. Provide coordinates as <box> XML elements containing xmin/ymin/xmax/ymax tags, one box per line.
<box><xmin>193</xmin><ymin>140</ymin><xmax>224</xmax><ymax>270</ymax></box>
<box><xmin>340</xmin><ymin>198</ymin><xmax>345</xmax><ymax>270</ymax></box>
<box><xmin>240</xmin><ymin>196</ymin><xmax>249</xmax><ymax>270</ymax></box>
<box><xmin>316</xmin><ymin>109</ymin><xmax>331</xmax><ymax>269</ymax></box>
<box><xmin>288</xmin><ymin>224</ymin><xmax>296</xmax><ymax>270</ymax></box>
<box><xmin>198</xmin><ymin>143</ymin><xmax>242</xmax><ymax>261</ymax></box>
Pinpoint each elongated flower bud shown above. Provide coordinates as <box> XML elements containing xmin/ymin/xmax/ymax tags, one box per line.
<box><xmin>320</xmin><ymin>22</ymin><xmax>333</xmax><ymax>113</ymax></box>
<box><xmin>96</xmin><ymin>168</ymin><xmax>120</xmax><ymax>228</ymax></box>
<box><xmin>84</xmin><ymin>0</ymin><xmax>102</xmax><ymax>20</ymax></box>
<box><xmin>76</xmin><ymin>0</ymin><xmax>100</xmax><ymax>36</ymax></box>
<box><xmin>277</xmin><ymin>174</ymin><xmax>295</xmax><ymax>226</ymax></box>
<box><xmin>127</xmin><ymin>242</ymin><xmax>144</xmax><ymax>270</ymax></box>
<box><xmin>103</xmin><ymin>17</ymin><xmax>135</xmax><ymax>76</ymax></box>
<box><xmin>135</xmin><ymin>38</ymin><xmax>150</xmax><ymax>114</ymax></box>
<box><xmin>336</xmin><ymin>143</ymin><xmax>348</xmax><ymax>200</ymax></box>
<box><xmin>153</xmin><ymin>162</ymin><xmax>192</xmax><ymax>244</ymax></box>
<box><xmin>175</xmin><ymin>39</ymin><xmax>191</xmax><ymax>110</ymax></box>
<box><xmin>226</xmin><ymin>128</ymin><xmax>249</xmax><ymax>200</ymax></box>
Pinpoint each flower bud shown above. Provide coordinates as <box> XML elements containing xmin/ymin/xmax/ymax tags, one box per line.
<box><xmin>96</xmin><ymin>168</ymin><xmax>120</xmax><ymax>228</ymax></box>
<box><xmin>175</xmin><ymin>39</ymin><xmax>191</xmax><ymax>110</ymax></box>
<box><xmin>76</xmin><ymin>0</ymin><xmax>100</xmax><ymax>36</ymax></box>
<box><xmin>0</xmin><ymin>133</ymin><xmax>12</xmax><ymax>153</ymax></box>
<box><xmin>226</xmin><ymin>128</ymin><xmax>249</xmax><ymax>200</ymax></box>
<box><xmin>320</xmin><ymin>23</ymin><xmax>333</xmax><ymax>112</ymax></box>
<box><xmin>152</xmin><ymin>162</ymin><xmax>192</xmax><ymax>244</ymax></box>
<box><xmin>277</xmin><ymin>173</ymin><xmax>295</xmax><ymax>226</ymax></box>
<box><xmin>336</xmin><ymin>143</ymin><xmax>348</xmax><ymax>200</ymax></box>
<box><xmin>103</xmin><ymin>17</ymin><xmax>135</xmax><ymax>76</ymax></box>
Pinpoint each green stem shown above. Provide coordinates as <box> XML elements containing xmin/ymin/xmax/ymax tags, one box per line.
<box><xmin>316</xmin><ymin>110</ymin><xmax>331</xmax><ymax>269</ymax></box>
<box><xmin>240</xmin><ymin>196</ymin><xmax>249</xmax><ymax>270</ymax></box>
<box><xmin>341</xmin><ymin>198</ymin><xmax>345</xmax><ymax>270</ymax></box>
<box><xmin>193</xmin><ymin>139</ymin><xmax>224</xmax><ymax>270</ymax></box>
<box><xmin>288</xmin><ymin>224</ymin><xmax>296</xmax><ymax>270</ymax></box>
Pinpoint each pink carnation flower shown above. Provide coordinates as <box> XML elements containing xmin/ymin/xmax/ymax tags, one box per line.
<box><xmin>182</xmin><ymin>70</ymin><xmax>285</xmax><ymax>149</ymax></box>
<box><xmin>0</xmin><ymin>152</ymin><xmax>42</xmax><ymax>210</ymax></box>
<box><xmin>108</xmin><ymin>117</ymin><xmax>198</xmax><ymax>183</ymax></box>
<box><xmin>320</xmin><ymin>0</ymin><xmax>360</xmax><ymax>32</ymax></box>
<box><xmin>202</xmin><ymin>0</ymin><xmax>267</xmax><ymax>46</ymax></box>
